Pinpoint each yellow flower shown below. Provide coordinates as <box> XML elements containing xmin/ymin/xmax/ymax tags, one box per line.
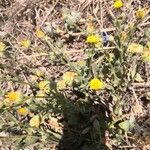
<box><xmin>34</xmin><ymin>69</ymin><xmax>44</xmax><ymax>77</ymax></box>
<box><xmin>113</xmin><ymin>0</ymin><xmax>123</xmax><ymax>9</ymax></box>
<box><xmin>61</xmin><ymin>12</ymin><xmax>67</xmax><ymax>20</ymax></box>
<box><xmin>4</xmin><ymin>91</ymin><xmax>23</xmax><ymax>105</ymax></box>
<box><xmin>29</xmin><ymin>115</ymin><xmax>40</xmax><ymax>128</ymax></box>
<box><xmin>127</xmin><ymin>43</ymin><xmax>143</xmax><ymax>54</ymax></box>
<box><xmin>18</xmin><ymin>107</ymin><xmax>28</xmax><ymax>116</ymax></box>
<box><xmin>0</xmin><ymin>42</ymin><xmax>6</xmax><ymax>56</ymax></box>
<box><xmin>142</xmin><ymin>50</ymin><xmax>150</xmax><ymax>62</ymax></box>
<box><xmin>89</xmin><ymin>78</ymin><xmax>104</xmax><ymax>90</ymax></box>
<box><xmin>38</xmin><ymin>80</ymin><xmax>50</xmax><ymax>93</ymax></box>
<box><xmin>135</xmin><ymin>8</ymin><xmax>147</xmax><ymax>19</ymax></box>
<box><xmin>35</xmin><ymin>28</ymin><xmax>45</xmax><ymax>38</ymax></box>
<box><xmin>86</xmin><ymin>35</ymin><xmax>102</xmax><ymax>45</ymax></box>
<box><xmin>78</xmin><ymin>60</ymin><xmax>86</xmax><ymax>67</ymax></box>
<box><xmin>19</xmin><ymin>39</ymin><xmax>31</xmax><ymax>48</ymax></box>
<box><xmin>57</xmin><ymin>80</ymin><xmax>66</xmax><ymax>90</ymax></box>
<box><xmin>63</xmin><ymin>71</ymin><xmax>77</xmax><ymax>86</ymax></box>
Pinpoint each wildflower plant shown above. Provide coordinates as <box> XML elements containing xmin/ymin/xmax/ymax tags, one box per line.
<box><xmin>0</xmin><ymin>2</ymin><xmax>149</xmax><ymax>150</ymax></box>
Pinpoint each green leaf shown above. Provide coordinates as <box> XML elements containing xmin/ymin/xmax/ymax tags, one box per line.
<box><xmin>93</xmin><ymin>119</ymin><xmax>100</xmax><ymax>134</ymax></box>
<box><xmin>24</xmin><ymin>135</ymin><xmax>39</xmax><ymax>146</ymax></box>
<box><xmin>135</xmin><ymin>73</ymin><xmax>144</xmax><ymax>82</ymax></box>
<box><xmin>129</xmin><ymin>116</ymin><xmax>135</xmax><ymax>129</ymax></box>
<box><xmin>144</xmin><ymin>28</ymin><xmax>150</xmax><ymax>38</ymax></box>
<box><xmin>131</xmin><ymin>65</ymin><xmax>137</xmax><ymax>78</ymax></box>
<box><xmin>119</xmin><ymin>120</ymin><xmax>130</xmax><ymax>132</ymax></box>
<box><xmin>82</xmin><ymin>127</ymin><xmax>90</xmax><ymax>134</ymax></box>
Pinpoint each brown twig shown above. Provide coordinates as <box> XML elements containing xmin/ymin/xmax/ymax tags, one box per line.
<box><xmin>132</xmin><ymin>82</ymin><xmax>150</xmax><ymax>88</ymax></box>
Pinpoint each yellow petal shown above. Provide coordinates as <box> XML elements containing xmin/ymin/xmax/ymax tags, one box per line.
<box><xmin>142</xmin><ymin>50</ymin><xmax>150</xmax><ymax>62</ymax></box>
<box><xmin>63</xmin><ymin>71</ymin><xmax>77</xmax><ymax>86</ymax></box>
<box><xmin>29</xmin><ymin>115</ymin><xmax>40</xmax><ymax>128</ymax></box>
<box><xmin>34</xmin><ymin>69</ymin><xmax>45</xmax><ymax>77</ymax></box>
<box><xmin>86</xmin><ymin>34</ymin><xmax>102</xmax><ymax>45</ymax></box>
<box><xmin>113</xmin><ymin>0</ymin><xmax>123</xmax><ymax>9</ymax></box>
<box><xmin>38</xmin><ymin>80</ymin><xmax>50</xmax><ymax>93</ymax></box>
<box><xmin>127</xmin><ymin>43</ymin><xmax>143</xmax><ymax>54</ymax></box>
<box><xmin>5</xmin><ymin>91</ymin><xmax>23</xmax><ymax>105</ymax></box>
<box><xmin>135</xmin><ymin>8</ymin><xmax>147</xmax><ymax>19</ymax></box>
<box><xmin>18</xmin><ymin>107</ymin><xmax>28</xmax><ymax>116</ymax></box>
<box><xmin>57</xmin><ymin>80</ymin><xmax>66</xmax><ymax>90</ymax></box>
<box><xmin>89</xmin><ymin>78</ymin><xmax>104</xmax><ymax>90</ymax></box>
<box><xmin>35</xmin><ymin>28</ymin><xmax>45</xmax><ymax>38</ymax></box>
<box><xmin>19</xmin><ymin>39</ymin><xmax>31</xmax><ymax>48</ymax></box>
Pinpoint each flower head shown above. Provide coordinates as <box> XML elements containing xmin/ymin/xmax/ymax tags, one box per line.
<box><xmin>113</xmin><ymin>0</ymin><xmax>123</xmax><ymax>9</ymax></box>
<box><xmin>86</xmin><ymin>34</ymin><xmax>102</xmax><ymax>45</ymax></box>
<box><xmin>57</xmin><ymin>80</ymin><xmax>66</xmax><ymax>90</ymax></box>
<box><xmin>34</xmin><ymin>69</ymin><xmax>45</xmax><ymax>77</ymax></box>
<box><xmin>4</xmin><ymin>91</ymin><xmax>23</xmax><ymax>105</ymax></box>
<box><xmin>19</xmin><ymin>39</ymin><xmax>31</xmax><ymax>48</ymax></box>
<box><xmin>142</xmin><ymin>50</ymin><xmax>150</xmax><ymax>62</ymax></box>
<box><xmin>18</xmin><ymin>107</ymin><xmax>28</xmax><ymax>116</ymax></box>
<box><xmin>89</xmin><ymin>78</ymin><xmax>104</xmax><ymax>90</ymax></box>
<box><xmin>35</xmin><ymin>28</ymin><xmax>45</xmax><ymax>38</ymax></box>
<box><xmin>127</xmin><ymin>43</ymin><xmax>143</xmax><ymax>54</ymax></box>
<box><xmin>29</xmin><ymin>115</ymin><xmax>40</xmax><ymax>128</ymax></box>
<box><xmin>63</xmin><ymin>71</ymin><xmax>77</xmax><ymax>86</ymax></box>
<box><xmin>38</xmin><ymin>80</ymin><xmax>50</xmax><ymax>93</ymax></box>
<box><xmin>0</xmin><ymin>42</ymin><xmax>6</xmax><ymax>56</ymax></box>
<box><xmin>78</xmin><ymin>60</ymin><xmax>86</xmax><ymax>67</ymax></box>
<box><xmin>136</xmin><ymin>8</ymin><xmax>147</xmax><ymax>19</ymax></box>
